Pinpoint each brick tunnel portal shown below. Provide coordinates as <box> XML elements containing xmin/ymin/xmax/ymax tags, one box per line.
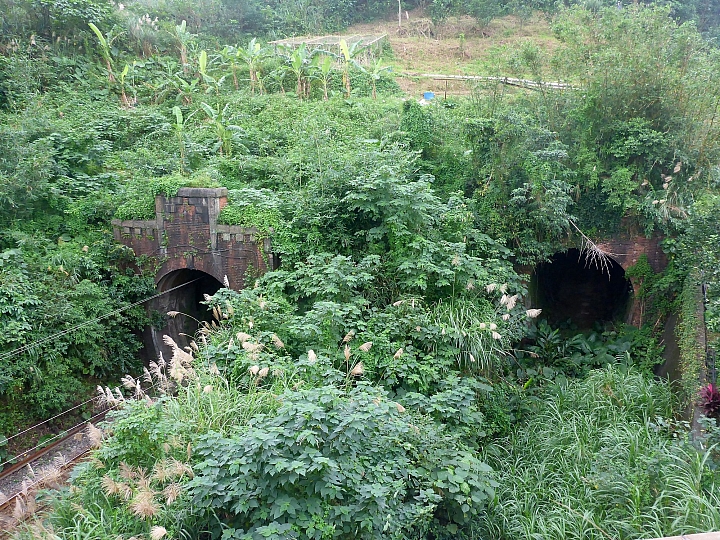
<box><xmin>531</xmin><ymin>248</ymin><xmax>634</xmax><ymax>330</ymax></box>
<box><xmin>149</xmin><ymin>269</ymin><xmax>223</xmax><ymax>358</ymax></box>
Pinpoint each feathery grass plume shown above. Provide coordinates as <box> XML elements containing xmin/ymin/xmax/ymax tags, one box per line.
<box><xmin>151</xmin><ymin>460</ymin><xmax>169</xmax><ymax>484</ymax></box>
<box><xmin>212</xmin><ymin>305</ymin><xmax>221</xmax><ymax>321</ymax></box>
<box><xmin>143</xmin><ymin>367</ymin><xmax>153</xmax><ymax>385</ymax></box>
<box><xmin>101</xmin><ymin>475</ymin><xmax>122</xmax><ymax>497</ymax></box>
<box><xmin>203</xmin><ymin>384</ymin><xmax>213</xmax><ymax>394</ymax></box>
<box><xmin>500</xmin><ymin>294</ymin><xmax>509</xmax><ymax>306</ymax></box>
<box><xmin>236</xmin><ymin>332</ymin><xmax>252</xmax><ymax>342</ymax></box>
<box><xmin>190</xmin><ymin>340</ymin><xmax>199</xmax><ymax>352</ymax></box>
<box><xmin>342</xmin><ymin>330</ymin><xmax>355</xmax><ymax>343</ymax></box>
<box><xmin>225</xmin><ymin>302</ymin><xmax>234</xmax><ymax>316</ymax></box>
<box><xmin>492</xmin><ymin>331</ymin><xmax>502</xmax><ymax>340</ymax></box>
<box><xmin>392</xmin><ymin>299</ymin><xmax>405</xmax><ymax>306</ymax></box>
<box><xmin>163</xmin><ymin>483</ymin><xmax>182</xmax><ymax>505</ymax></box>
<box><xmin>486</xmin><ymin>283</ymin><xmax>497</xmax><ymax>293</ymax></box>
<box><xmin>359</xmin><ymin>341</ymin><xmax>372</xmax><ymax>352</ymax></box>
<box><xmin>86</xmin><ymin>423</ymin><xmax>103</xmax><ymax>448</ymax></box>
<box><xmin>186</xmin><ymin>442</ymin><xmax>192</xmax><ymax>461</ymax></box>
<box><xmin>203</xmin><ymin>294</ymin><xmax>212</xmax><ymax>302</ymax></box>
<box><xmin>569</xmin><ymin>220</ymin><xmax>613</xmax><ymax>276</ymax></box>
<box><xmin>344</xmin><ymin>345</ymin><xmax>351</xmax><ymax>362</ymax></box>
<box><xmin>227</xmin><ymin>337</ymin><xmax>234</xmax><ymax>351</ymax></box>
<box><xmin>500</xmin><ymin>284</ymin><xmax>508</xmax><ymax>293</ymax></box>
<box><xmin>350</xmin><ymin>362</ymin><xmax>364</xmax><ymax>376</ymax></box>
<box><xmin>136</xmin><ymin>467</ymin><xmax>151</xmax><ymax>490</ymax></box>
<box><xmin>223</xmin><ymin>275</ymin><xmax>230</xmax><ymax>288</ymax></box>
<box><xmin>466</xmin><ymin>280</ymin><xmax>475</xmax><ymax>290</ymax></box>
<box><xmin>169</xmin><ymin>361</ymin><xmax>188</xmax><ymax>384</ymax></box>
<box><xmin>526</xmin><ymin>308</ymin><xmax>542</xmax><ymax>318</ymax></box>
<box><xmin>307</xmin><ymin>350</ymin><xmax>317</xmax><ymax>364</ymax></box>
<box><xmin>502</xmin><ymin>313</ymin><xmax>511</xmax><ymax>321</ymax></box>
<box><xmin>506</xmin><ymin>294</ymin><xmax>519</xmax><ymax>310</ymax></box>
<box><xmin>121</xmin><ymin>375</ymin><xmax>137</xmax><ymax>390</ymax></box>
<box><xmin>395</xmin><ymin>402</ymin><xmax>406</xmax><ymax>413</ymax></box>
<box><xmin>119</xmin><ymin>462</ymin><xmax>136</xmax><ymax>481</ymax></box>
<box><xmin>249</xmin><ymin>365</ymin><xmax>260</xmax><ymax>376</ymax></box>
<box><xmin>88</xmin><ymin>457</ymin><xmax>105</xmax><ymax>470</ymax></box>
<box><xmin>469</xmin><ymin>353</ymin><xmax>476</xmax><ymax>363</ymax></box>
<box><xmin>130</xmin><ymin>490</ymin><xmax>159</xmax><ymax>519</ymax></box>
<box><xmin>37</xmin><ymin>465</ymin><xmax>62</xmax><ymax>488</ymax></box>
<box><xmin>163</xmin><ymin>335</ymin><xmax>194</xmax><ymax>366</ymax></box>
<box><xmin>258</xmin><ymin>367</ymin><xmax>269</xmax><ymax>379</ymax></box>
<box><xmin>479</xmin><ymin>322</ymin><xmax>486</xmax><ymax>329</ymax></box>
<box><xmin>209</xmin><ymin>363</ymin><xmax>220</xmax><ymax>376</ymax></box>
<box><xmin>271</xmin><ymin>334</ymin><xmax>284</xmax><ymax>349</ymax></box>
<box><xmin>166</xmin><ymin>311</ymin><xmax>180</xmax><ymax>317</ymax></box>
<box><xmin>169</xmin><ymin>458</ymin><xmax>193</xmax><ymax>479</ymax></box>
<box><xmin>97</xmin><ymin>385</ymin><xmax>118</xmax><ymax>407</ymax></box>
<box><xmin>489</xmin><ymin>323</ymin><xmax>497</xmax><ymax>330</ymax></box>
<box><xmin>13</xmin><ymin>495</ymin><xmax>27</xmax><ymax>521</ymax></box>
<box><xmin>151</xmin><ymin>526</ymin><xmax>168</xmax><ymax>540</ymax></box>
<box><xmin>241</xmin><ymin>341</ymin><xmax>262</xmax><ymax>352</ymax></box>
<box><xmin>393</xmin><ymin>348</ymin><xmax>403</xmax><ymax>359</ymax></box>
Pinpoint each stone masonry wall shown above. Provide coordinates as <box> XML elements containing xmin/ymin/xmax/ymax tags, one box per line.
<box><xmin>112</xmin><ymin>187</ymin><xmax>275</xmax><ymax>290</ymax></box>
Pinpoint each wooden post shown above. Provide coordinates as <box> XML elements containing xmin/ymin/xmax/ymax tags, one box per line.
<box><xmin>398</xmin><ymin>0</ymin><xmax>402</xmax><ymax>27</ymax></box>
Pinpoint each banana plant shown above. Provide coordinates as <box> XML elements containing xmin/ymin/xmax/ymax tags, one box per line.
<box><xmin>288</xmin><ymin>44</ymin><xmax>314</xmax><ymax>99</ymax></box>
<box><xmin>174</xmin><ymin>20</ymin><xmax>195</xmax><ymax>74</ymax></box>
<box><xmin>174</xmin><ymin>75</ymin><xmax>199</xmax><ymax>104</ymax></box>
<box><xmin>339</xmin><ymin>38</ymin><xmax>365</xmax><ymax>98</ymax></box>
<box><xmin>118</xmin><ymin>64</ymin><xmax>134</xmax><ymax>107</ymax></box>
<box><xmin>199</xmin><ymin>102</ymin><xmax>246</xmax><ymax>157</ymax></box>
<box><xmin>236</xmin><ymin>38</ymin><xmax>267</xmax><ymax>94</ymax></box>
<box><xmin>314</xmin><ymin>55</ymin><xmax>334</xmax><ymax>101</ymax></box>
<box><xmin>171</xmin><ymin>105</ymin><xmax>196</xmax><ymax>172</ymax></box>
<box><xmin>198</xmin><ymin>50</ymin><xmax>226</xmax><ymax>94</ymax></box>
<box><xmin>88</xmin><ymin>23</ymin><xmax>123</xmax><ymax>84</ymax></box>
<box><xmin>367</xmin><ymin>57</ymin><xmax>392</xmax><ymax>99</ymax></box>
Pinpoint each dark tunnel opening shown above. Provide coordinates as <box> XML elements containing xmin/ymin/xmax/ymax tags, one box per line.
<box><xmin>531</xmin><ymin>249</ymin><xmax>633</xmax><ymax>331</ymax></box>
<box><xmin>149</xmin><ymin>269</ymin><xmax>223</xmax><ymax>359</ymax></box>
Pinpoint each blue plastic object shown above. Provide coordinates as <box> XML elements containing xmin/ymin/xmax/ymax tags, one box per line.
<box><xmin>423</xmin><ymin>91</ymin><xmax>435</xmax><ymax>100</ymax></box>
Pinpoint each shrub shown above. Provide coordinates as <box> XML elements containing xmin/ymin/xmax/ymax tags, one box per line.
<box><xmin>190</xmin><ymin>383</ymin><xmax>497</xmax><ymax>539</ymax></box>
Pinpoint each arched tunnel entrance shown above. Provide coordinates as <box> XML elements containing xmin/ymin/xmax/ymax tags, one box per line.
<box><xmin>148</xmin><ymin>269</ymin><xmax>223</xmax><ymax>359</ymax></box>
<box><xmin>531</xmin><ymin>249</ymin><xmax>633</xmax><ymax>330</ymax></box>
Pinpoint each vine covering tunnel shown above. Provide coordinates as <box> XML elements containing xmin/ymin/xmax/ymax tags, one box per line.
<box><xmin>531</xmin><ymin>248</ymin><xmax>633</xmax><ymax>330</ymax></box>
<box><xmin>149</xmin><ymin>269</ymin><xmax>223</xmax><ymax>358</ymax></box>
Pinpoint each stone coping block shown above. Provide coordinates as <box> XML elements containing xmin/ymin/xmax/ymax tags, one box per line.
<box><xmin>112</xmin><ymin>219</ymin><xmax>158</xmax><ymax>229</ymax></box>
<box><xmin>216</xmin><ymin>225</ymin><xmax>260</xmax><ymax>234</ymax></box>
<box><xmin>177</xmin><ymin>187</ymin><xmax>228</xmax><ymax>198</ymax></box>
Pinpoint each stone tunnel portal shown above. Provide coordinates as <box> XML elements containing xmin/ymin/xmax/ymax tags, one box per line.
<box><xmin>531</xmin><ymin>248</ymin><xmax>633</xmax><ymax>330</ymax></box>
<box><xmin>149</xmin><ymin>269</ymin><xmax>223</xmax><ymax>358</ymax></box>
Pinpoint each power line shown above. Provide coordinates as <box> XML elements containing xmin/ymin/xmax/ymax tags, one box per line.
<box><xmin>3</xmin><ymin>394</ymin><xmax>99</xmax><ymax>445</ymax></box>
<box><xmin>0</xmin><ymin>278</ymin><xmax>201</xmax><ymax>363</ymax></box>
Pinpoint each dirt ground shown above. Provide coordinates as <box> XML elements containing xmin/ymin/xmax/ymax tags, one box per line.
<box><xmin>346</xmin><ymin>9</ymin><xmax>561</xmax><ymax>97</ymax></box>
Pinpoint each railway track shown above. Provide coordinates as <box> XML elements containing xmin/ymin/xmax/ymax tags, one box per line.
<box><xmin>0</xmin><ymin>412</ymin><xmax>107</xmax><ymax>536</ymax></box>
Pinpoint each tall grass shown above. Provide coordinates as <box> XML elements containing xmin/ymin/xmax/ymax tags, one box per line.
<box><xmin>476</xmin><ymin>366</ymin><xmax>720</xmax><ymax>539</ymax></box>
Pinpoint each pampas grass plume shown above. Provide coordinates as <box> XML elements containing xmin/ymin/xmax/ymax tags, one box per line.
<box><xmin>151</xmin><ymin>526</ymin><xmax>168</xmax><ymax>540</ymax></box>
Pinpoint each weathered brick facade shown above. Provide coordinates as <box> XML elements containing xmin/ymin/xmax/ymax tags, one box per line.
<box><xmin>596</xmin><ymin>233</ymin><xmax>668</xmax><ymax>327</ymax></box>
<box><xmin>112</xmin><ymin>187</ymin><xmax>276</xmax><ymax>290</ymax></box>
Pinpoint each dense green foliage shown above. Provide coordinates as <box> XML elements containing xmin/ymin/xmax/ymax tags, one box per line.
<box><xmin>2</xmin><ymin>0</ymin><xmax>720</xmax><ymax>538</ymax></box>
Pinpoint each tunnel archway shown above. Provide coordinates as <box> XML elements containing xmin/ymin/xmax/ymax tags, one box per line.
<box><xmin>149</xmin><ymin>269</ymin><xmax>223</xmax><ymax>359</ymax></box>
<box><xmin>531</xmin><ymin>248</ymin><xmax>633</xmax><ymax>330</ymax></box>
